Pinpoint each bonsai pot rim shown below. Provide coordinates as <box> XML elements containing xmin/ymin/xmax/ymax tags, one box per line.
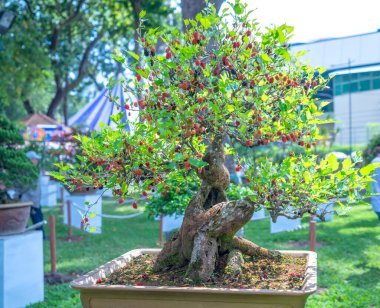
<box><xmin>0</xmin><ymin>201</ymin><xmax>34</xmax><ymax>209</ymax></box>
<box><xmin>71</xmin><ymin>248</ymin><xmax>317</xmax><ymax>296</ymax></box>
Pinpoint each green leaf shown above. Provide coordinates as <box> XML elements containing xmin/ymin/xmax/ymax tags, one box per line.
<box><xmin>89</xmin><ymin>227</ymin><xmax>97</xmax><ymax>232</ymax></box>
<box><xmin>277</xmin><ymin>29</ymin><xmax>286</xmax><ymax>44</ymax></box>
<box><xmin>261</xmin><ymin>53</ymin><xmax>271</xmax><ymax>62</ymax></box>
<box><xmin>275</xmin><ymin>48</ymin><xmax>290</xmax><ymax>61</ymax></box>
<box><xmin>135</xmin><ymin>68</ymin><xmax>149</xmax><ymax>79</ymax></box>
<box><xmin>111</xmin><ymin>54</ymin><xmax>125</xmax><ymax>64</ymax></box>
<box><xmin>319</xmin><ymin>101</ymin><xmax>331</xmax><ymax>109</ymax></box>
<box><xmin>188</xmin><ymin>158</ymin><xmax>208</xmax><ymax>168</ymax></box>
<box><xmin>360</xmin><ymin>164</ymin><xmax>376</xmax><ymax>176</ymax></box>
<box><xmin>127</xmin><ymin>51</ymin><xmax>140</xmax><ymax>61</ymax></box>
<box><xmin>139</xmin><ymin>10</ymin><xmax>146</xmax><ymax>18</ymax></box>
<box><xmin>296</xmin><ymin>50</ymin><xmax>307</xmax><ymax>58</ymax></box>
<box><xmin>342</xmin><ymin>158</ymin><xmax>352</xmax><ymax>171</ymax></box>
<box><xmin>233</xmin><ymin>3</ymin><xmax>244</xmax><ymax>15</ymax></box>
<box><xmin>90</xmin><ymin>212</ymin><xmax>96</xmax><ymax>218</ymax></box>
<box><xmin>261</xmin><ymin>94</ymin><xmax>269</xmax><ymax>102</ymax></box>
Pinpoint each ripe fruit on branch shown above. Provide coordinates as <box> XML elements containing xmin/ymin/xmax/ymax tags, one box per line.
<box><xmin>235</xmin><ymin>165</ymin><xmax>242</xmax><ymax>172</ymax></box>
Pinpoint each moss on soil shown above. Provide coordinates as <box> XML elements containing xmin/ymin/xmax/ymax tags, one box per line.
<box><xmin>102</xmin><ymin>253</ymin><xmax>307</xmax><ymax>290</ymax></box>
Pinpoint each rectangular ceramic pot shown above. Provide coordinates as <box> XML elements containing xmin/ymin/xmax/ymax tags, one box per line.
<box><xmin>71</xmin><ymin>249</ymin><xmax>317</xmax><ymax>308</ymax></box>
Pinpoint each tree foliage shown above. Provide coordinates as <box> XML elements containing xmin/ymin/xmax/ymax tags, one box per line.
<box><xmin>54</xmin><ymin>0</ymin><xmax>376</xmax><ymax>223</ymax></box>
<box><xmin>0</xmin><ymin>0</ymin><xmax>174</xmax><ymax>121</ymax></box>
<box><xmin>0</xmin><ymin>114</ymin><xmax>39</xmax><ymax>203</ymax></box>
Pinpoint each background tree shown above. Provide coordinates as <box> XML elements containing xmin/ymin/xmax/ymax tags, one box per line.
<box><xmin>0</xmin><ymin>0</ymin><xmax>173</xmax><ymax>122</ymax></box>
<box><xmin>54</xmin><ymin>1</ymin><xmax>375</xmax><ymax>282</ymax></box>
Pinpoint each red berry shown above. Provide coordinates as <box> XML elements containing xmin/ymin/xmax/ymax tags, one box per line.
<box><xmin>124</xmin><ymin>104</ymin><xmax>130</xmax><ymax>110</ymax></box>
<box><xmin>245</xmin><ymin>140</ymin><xmax>253</xmax><ymax>147</ymax></box>
<box><xmin>235</xmin><ymin>165</ymin><xmax>242</xmax><ymax>172</ymax></box>
<box><xmin>282</xmin><ymin>135</ymin><xmax>287</xmax><ymax>143</ymax></box>
<box><xmin>299</xmin><ymin>141</ymin><xmax>305</xmax><ymax>146</ymax></box>
<box><xmin>96</xmin><ymin>278</ymin><xmax>102</xmax><ymax>284</ymax></box>
<box><xmin>213</xmin><ymin>69</ymin><xmax>219</xmax><ymax>76</ymax></box>
<box><xmin>132</xmin><ymin>202</ymin><xmax>138</xmax><ymax>209</ymax></box>
<box><xmin>161</xmin><ymin>191</ymin><xmax>166</xmax><ymax>196</ymax></box>
<box><xmin>235</xmin><ymin>121</ymin><xmax>240</xmax><ymax>126</ymax></box>
<box><xmin>85</xmin><ymin>217</ymin><xmax>89</xmax><ymax>223</ymax></box>
<box><xmin>136</xmin><ymin>74</ymin><xmax>141</xmax><ymax>82</ymax></box>
<box><xmin>118</xmin><ymin>198</ymin><xmax>124</xmax><ymax>204</ymax></box>
<box><xmin>142</xmin><ymin>191</ymin><xmax>148</xmax><ymax>197</ymax></box>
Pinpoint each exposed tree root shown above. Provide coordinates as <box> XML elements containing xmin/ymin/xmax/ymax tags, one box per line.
<box><xmin>153</xmin><ymin>134</ymin><xmax>280</xmax><ymax>281</ymax></box>
<box><xmin>224</xmin><ymin>249</ymin><xmax>244</xmax><ymax>277</ymax></box>
<box><xmin>229</xmin><ymin>237</ymin><xmax>281</xmax><ymax>259</ymax></box>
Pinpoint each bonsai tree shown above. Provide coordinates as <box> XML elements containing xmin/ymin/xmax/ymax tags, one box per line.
<box><xmin>55</xmin><ymin>1</ymin><xmax>376</xmax><ymax>281</ymax></box>
<box><xmin>0</xmin><ymin>114</ymin><xmax>39</xmax><ymax>203</ymax></box>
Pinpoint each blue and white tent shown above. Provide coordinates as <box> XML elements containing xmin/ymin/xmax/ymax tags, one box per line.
<box><xmin>68</xmin><ymin>78</ymin><xmax>136</xmax><ymax>131</ymax></box>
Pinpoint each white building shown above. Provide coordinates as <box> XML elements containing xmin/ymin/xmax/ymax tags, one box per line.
<box><xmin>292</xmin><ymin>31</ymin><xmax>380</xmax><ymax>145</ymax></box>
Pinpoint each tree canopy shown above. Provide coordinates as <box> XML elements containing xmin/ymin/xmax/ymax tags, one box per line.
<box><xmin>0</xmin><ymin>0</ymin><xmax>174</xmax><ymax>121</ymax></box>
<box><xmin>55</xmin><ymin>0</ymin><xmax>374</xmax><ymax>221</ymax></box>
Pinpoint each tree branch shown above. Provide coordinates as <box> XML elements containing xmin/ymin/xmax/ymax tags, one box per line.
<box><xmin>23</xmin><ymin>0</ymin><xmax>34</xmax><ymax>16</ymax></box>
<box><xmin>50</xmin><ymin>0</ymin><xmax>85</xmax><ymax>52</ymax></box>
<box><xmin>66</xmin><ymin>30</ymin><xmax>105</xmax><ymax>91</ymax></box>
<box><xmin>23</xmin><ymin>99</ymin><xmax>34</xmax><ymax>115</ymax></box>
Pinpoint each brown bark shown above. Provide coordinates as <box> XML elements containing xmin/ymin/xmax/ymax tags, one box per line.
<box><xmin>181</xmin><ymin>0</ymin><xmax>224</xmax><ymax>25</ymax></box>
<box><xmin>154</xmin><ymin>134</ymin><xmax>277</xmax><ymax>281</ymax></box>
<box><xmin>46</xmin><ymin>30</ymin><xmax>104</xmax><ymax>118</ymax></box>
<box><xmin>22</xmin><ymin>99</ymin><xmax>34</xmax><ymax>115</ymax></box>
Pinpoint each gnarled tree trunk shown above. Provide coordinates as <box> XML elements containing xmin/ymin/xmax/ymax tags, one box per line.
<box><xmin>154</xmin><ymin>134</ymin><xmax>277</xmax><ymax>281</ymax></box>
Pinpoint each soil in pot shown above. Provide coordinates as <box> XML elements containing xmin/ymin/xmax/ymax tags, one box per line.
<box><xmin>101</xmin><ymin>253</ymin><xmax>307</xmax><ymax>290</ymax></box>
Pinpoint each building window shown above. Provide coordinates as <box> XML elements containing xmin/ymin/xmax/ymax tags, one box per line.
<box><xmin>333</xmin><ymin>70</ymin><xmax>380</xmax><ymax>96</ymax></box>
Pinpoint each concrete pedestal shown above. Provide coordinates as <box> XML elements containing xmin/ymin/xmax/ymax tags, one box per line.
<box><xmin>64</xmin><ymin>193</ymin><xmax>102</xmax><ymax>234</ymax></box>
<box><xmin>0</xmin><ymin>231</ymin><xmax>44</xmax><ymax>308</ymax></box>
<box><xmin>40</xmin><ymin>176</ymin><xmax>57</xmax><ymax>207</ymax></box>
<box><xmin>270</xmin><ymin>216</ymin><xmax>301</xmax><ymax>233</ymax></box>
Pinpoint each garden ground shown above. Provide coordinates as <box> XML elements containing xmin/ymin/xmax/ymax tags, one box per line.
<box><xmin>29</xmin><ymin>200</ymin><xmax>380</xmax><ymax>307</ymax></box>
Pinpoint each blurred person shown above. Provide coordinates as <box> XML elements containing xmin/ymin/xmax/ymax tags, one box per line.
<box><xmin>21</xmin><ymin>151</ymin><xmax>45</xmax><ymax>236</ymax></box>
<box><xmin>370</xmin><ymin>154</ymin><xmax>380</xmax><ymax>220</ymax></box>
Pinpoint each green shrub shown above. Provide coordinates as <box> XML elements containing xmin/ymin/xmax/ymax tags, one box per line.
<box><xmin>0</xmin><ymin>114</ymin><xmax>39</xmax><ymax>203</ymax></box>
<box><xmin>363</xmin><ymin>134</ymin><xmax>380</xmax><ymax>165</ymax></box>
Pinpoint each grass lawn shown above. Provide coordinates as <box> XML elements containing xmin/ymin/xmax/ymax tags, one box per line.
<box><xmin>28</xmin><ymin>201</ymin><xmax>380</xmax><ymax>307</ymax></box>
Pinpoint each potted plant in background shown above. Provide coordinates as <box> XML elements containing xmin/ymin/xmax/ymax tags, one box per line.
<box><xmin>54</xmin><ymin>1</ymin><xmax>377</xmax><ymax>307</ymax></box>
<box><xmin>0</xmin><ymin>113</ymin><xmax>39</xmax><ymax>235</ymax></box>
